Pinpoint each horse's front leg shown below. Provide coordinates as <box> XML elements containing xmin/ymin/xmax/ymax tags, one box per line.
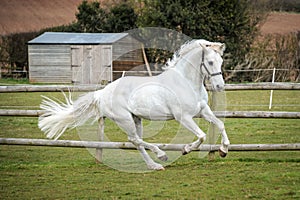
<box><xmin>200</xmin><ymin>104</ymin><xmax>230</xmax><ymax>157</ymax></box>
<box><xmin>177</xmin><ymin>115</ymin><xmax>207</xmax><ymax>155</ymax></box>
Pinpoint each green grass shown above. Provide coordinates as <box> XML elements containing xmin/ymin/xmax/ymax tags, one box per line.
<box><xmin>0</xmin><ymin>78</ymin><xmax>29</xmax><ymax>85</ymax></box>
<box><xmin>225</xmin><ymin>90</ymin><xmax>300</xmax><ymax>111</ymax></box>
<box><xmin>0</xmin><ymin>92</ymin><xmax>66</xmax><ymax>110</ymax></box>
<box><xmin>0</xmin><ymin>88</ymin><xmax>299</xmax><ymax>199</ymax></box>
<box><xmin>1</xmin><ymin>150</ymin><xmax>298</xmax><ymax>199</ymax></box>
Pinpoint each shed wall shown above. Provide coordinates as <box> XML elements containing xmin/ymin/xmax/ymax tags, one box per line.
<box><xmin>113</xmin><ymin>36</ymin><xmax>142</xmax><ymax>61</ymax></box>
<box><xmin>29</xmin><ymin>45</ymin><xmax>71</xmax><ymax>83</ymax></box>
<box><xmin>28</xmin><ymin>35</ymin><xmax>144</xmax><ymax>84</ymax></box>
<box><xmin>112</xmin><ymin>36</ymin><xmax>144</xmax><ymax>80</ymax></box>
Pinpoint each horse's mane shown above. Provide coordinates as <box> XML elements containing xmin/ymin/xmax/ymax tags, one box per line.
<box><xmin>163</xmin><ymin>39</ymin><xmax>226</xmax><ymax>71</ymax></box>
<box><xmin>163</xmin><ymin>40</ymin><xmax>201</xmax><ymax>70</ymax></box>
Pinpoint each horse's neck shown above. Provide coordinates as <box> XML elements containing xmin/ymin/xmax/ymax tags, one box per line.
<box><xmin>175</xmin><ymin>49</ymin><xmax>204</xmax><ymax>90</ymax></box>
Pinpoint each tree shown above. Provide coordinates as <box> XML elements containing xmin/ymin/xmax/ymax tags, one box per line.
<box><xmin>139</xmin><ymin>0</ymin><xmax>261</xmax><ymax>69</ymax></box>
<box><xmin>75</xmin><ymin>0</ymin><xmax>107</xmax><ymax>33</ymax></box>
<box><xmin>106</xmin><ymin>3</ymin><xmax>138</xmax><ymax>33</ymax></box>
<box><xmin>1</xmin><ymin>32</ymin><xmax>38</xmax><ymax>73</ymax></box>
<box><xmin>74</xmin><ymin>1</ymin><xmax>138</xmax><ymax>33</ymax></box>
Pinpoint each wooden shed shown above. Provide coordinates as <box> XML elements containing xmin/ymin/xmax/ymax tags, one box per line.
<box><xmin>28</xmin><ymin>32</ymin><xmax>144</xmax><ymax>84</ymax></box>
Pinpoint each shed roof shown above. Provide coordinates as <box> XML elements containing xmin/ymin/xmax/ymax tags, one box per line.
<box><xmin>28</xmin><ymin>32</ymin><xmax>129</xmax><ymax>45</ymax></box>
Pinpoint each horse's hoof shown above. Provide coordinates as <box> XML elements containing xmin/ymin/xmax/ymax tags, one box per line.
<box><xmin>182</xmin><ymin>148</ymin><xmax>189</xmax><ymax>155</ymax></box>
<box><xmin>148</xmin><ymin>163</ymin><xmax>165</xmax><ymax>171</ymax></box>
<box><xmin>182</xmin><ymin>145</ymin><xmax>190</xmax><ymax>155</ymax></box>
<box><xmin>158</xmin><ymin>166</ymin><xmax>165</xmax><ymax>171</ymax></box>
<box><xmin>158</xmin><ymin>154</ymin><xmax>168</xmax><ymax>162</ymax></box>
<box><xmin>218</xmin><ymin>149</ymin><xmax>227</xmax><ymax>158</ymax></box>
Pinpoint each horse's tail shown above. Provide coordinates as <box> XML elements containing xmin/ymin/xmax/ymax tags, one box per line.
<box><xmin>38</xmin><ymin>91</ymin><xmax>100</xmax><ymax>140</ymax></box>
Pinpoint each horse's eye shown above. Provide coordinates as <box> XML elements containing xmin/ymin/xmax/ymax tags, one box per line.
<box><xmin>208</xmin><ymin>61</ymin><xmax>214</xmax><ymax>66</ymax></box>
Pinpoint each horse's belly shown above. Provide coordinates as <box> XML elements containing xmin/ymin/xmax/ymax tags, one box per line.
<box><xmin>128</xmin><ymin>84</ymin><xmax>176</xmax><ymax>120</ymax></box>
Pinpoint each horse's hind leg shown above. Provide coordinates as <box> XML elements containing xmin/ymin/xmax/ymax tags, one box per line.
<box><xmin>114</xmin><ymin>114</ymin><xmax>166</xmax><ymax>170</ymax></box>
<box><xmin>200</xmin><ymin>104</ymin><xmax>230</xmax><ymax>157</ymax></box>
<box><xmin>133</xmin><ymin>116</ymin><xmax>166</xmax><ymax>170</ymax></box>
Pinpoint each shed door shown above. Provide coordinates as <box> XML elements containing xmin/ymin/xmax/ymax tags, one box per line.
<box><xmin>71</xmin><ymin>45</ymin><xmax>83</xmax><ymax>84</ymax></box>
<box><xmin>93</xmin><ymin>45</ymin><xmax>112</xmax><ymax>84</ymax></box>
<box><xmin>71</xmin><ymin>45</ymin><xmax>112</xmax><ymax>84</ymax></box>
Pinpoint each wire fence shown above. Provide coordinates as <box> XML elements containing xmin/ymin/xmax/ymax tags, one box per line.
<box><xmin>116</xmin><ymin>68</ymin><xmax>300</xmax><ymax>82</ymax></box>
<box><xmin>0</xmin><ymin>83</ymin><xmax>299</xmax><ymax>112</ymax></box>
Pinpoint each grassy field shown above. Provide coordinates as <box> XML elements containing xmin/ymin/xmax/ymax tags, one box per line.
<box><xmin>0</xmin><ymin>87</ymin><xmax>299</xmax><ymax>199</ymax></box>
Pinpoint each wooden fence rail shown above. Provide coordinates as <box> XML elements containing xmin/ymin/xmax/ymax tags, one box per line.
<box><xmin>0</xmin><ymin>138</ymin><xmax>299</xmax><ymax>151</ymax></box>
<box><xmin>0</xmin><ymin>85</ymin><xmax>104</xmax><ymax>93</ymax></box>
<box><xmin>0</xmin><ymin>82</ymin><xmax>299</xmax><ymax>93</ymax></box>
<box><xmin>0</xmin><ymin>109</ymin><xmax>299</xmax><ymax>119</ymax></box>
<box><xmin>224</xmin><ymin>82</ymin><xmax>300</xmax><ymax>90</ymax></box>
<box><xmin>0</xmin><ymin>83</ymin><xmax>299</xmax><ymax>156</ymax></box>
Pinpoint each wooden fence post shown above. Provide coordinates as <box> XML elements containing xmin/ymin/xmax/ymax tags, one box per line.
<box><xmin>95</xmin><ymin>117</ymin><xmax>105</xmax><ymax>163</ymax></box>
<box><xmin>208</xmin><ymin>91</ymin><xmax>226</xmax><ymax>160</ymax></box>
<box><xmin>141</xmin><ymin>44</ymin><xmax>152</xmax><ymax>77</ymax></box>
<box><xmin>208</xmin><ymin>92</ymin><xmax>217</xmax><ymax>160</ymax></box>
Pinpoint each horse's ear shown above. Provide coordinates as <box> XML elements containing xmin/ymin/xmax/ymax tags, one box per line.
<box><xmin>200</xmin><ymin>43</ymin><xmax>209</xmax><ymax>54</ymax></box>
<box><xmin>210</xmin><ymin>43</ymin><xmax>226</xmax><ymax>56</ymax></box>
<box><xmin>219</xmin><ymin>43</ymin><xmax>226</xmax><ymax>56</ymax></box>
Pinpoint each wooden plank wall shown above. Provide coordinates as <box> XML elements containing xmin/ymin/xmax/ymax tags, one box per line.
<box><xmin>112</xmin><ymin>60</ymin><xmax>144</xmax><ymax>80</ymax></box>
<box><xmin>113</xmin><ymin>35</ymin><xmax>142</xmax><ymax>61</ymax></box>
<box><xmin>112</xmin><ymin>35</ymin><xmax>144</xmax><ymax>80</ymax></box>
<box><xmin>28</xmin><ymin>45</ymin><xmax>71</xmax><ymax>83</ymax></box>
<box><xmin>28</xmin><ymin>35</ymin><xmax>144</xmax><ymax>84</ymax></box>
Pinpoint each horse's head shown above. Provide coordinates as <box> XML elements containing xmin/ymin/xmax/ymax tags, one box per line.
<box><xmin>198</xmin><ymin>40</ymin><xmax>226</xmax><ymax>91</ymax></box>
<box><xmin>165</xmin><ymin>39</ymin><xmax>226</xmax><ymax>91</ymax></box>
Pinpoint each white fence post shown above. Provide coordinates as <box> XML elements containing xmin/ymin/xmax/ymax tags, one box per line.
<box><xmin>95</xmin><ymin>117</ymin><xmax>105</xmax><ymax>163</ymax></box>
<box><xmin>269</xmin><ymin>68</ymin><xmax>276</xmax><ymax>110</ymax></box>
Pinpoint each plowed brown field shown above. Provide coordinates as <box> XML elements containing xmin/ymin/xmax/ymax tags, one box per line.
<box><xmin>0</xmin><ymin>0</ymin><xmax>84</xmax><ymax>35</ymax></box>
<box><xmin>0</xmin><ymin>1</ymin><xmax>299</xmax><ymax>36</ymax></box>
<box><xmin>260</xmin><ymin>12</ymin><xmax>300</xmax><ymax>35</ymax></box>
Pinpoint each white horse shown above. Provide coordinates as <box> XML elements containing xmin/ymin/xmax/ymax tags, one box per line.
<box><xmin>38</xmin><ymin>39</ymin><xmax>230</xmax><ymax>170</ymax></box>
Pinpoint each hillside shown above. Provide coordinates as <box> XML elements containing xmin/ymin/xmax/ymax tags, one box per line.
<box><xmin>0</xmin><ymin>0</ymin><xmax>84</xmax><ymax>35</ymax></box>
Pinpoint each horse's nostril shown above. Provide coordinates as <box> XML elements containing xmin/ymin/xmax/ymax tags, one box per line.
<box><xmin>216</xmin><ymin>85</ymin><xmax>224</xmax><ymax>90</ymax></box>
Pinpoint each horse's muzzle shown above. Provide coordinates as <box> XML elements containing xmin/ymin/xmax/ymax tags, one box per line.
<box><xmin>215</xmin><ymin>84</ymin><xmax>225</xmax><ymax>91</ymax></box>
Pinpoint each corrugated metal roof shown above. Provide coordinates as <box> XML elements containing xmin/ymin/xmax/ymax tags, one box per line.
<box><xmin>28</xmin><ymin>32</ymin><xmax>128</xmax><ymax>44</ymax></box>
